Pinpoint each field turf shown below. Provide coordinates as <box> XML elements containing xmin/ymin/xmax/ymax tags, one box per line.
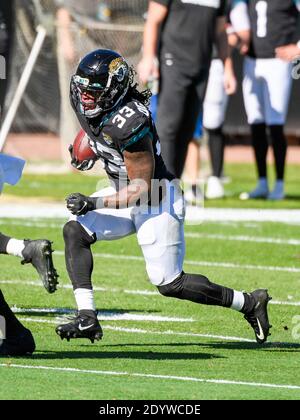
<box><xmin>0</xmin><ymin>164</ymin><xmax>300</xmax><ymax>400</ymax></box>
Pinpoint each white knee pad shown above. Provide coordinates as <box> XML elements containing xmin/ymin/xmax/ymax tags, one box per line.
<box><xmin>145</xmin><ymin>263</ymin><xmax>167</xmax><ymax>286</ymax></box>
<box><xmin>136</xmin><ymin>213</ymin><xmax>185</xmax><ymax>287</ymax></box>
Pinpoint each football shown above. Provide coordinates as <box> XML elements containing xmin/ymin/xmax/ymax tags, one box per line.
<box><xmin>72</xmin><ymin>129</ymin><xmax>96</xmax><ymax>162</ymax></box>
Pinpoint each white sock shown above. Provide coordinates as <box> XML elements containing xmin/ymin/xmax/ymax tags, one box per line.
<box><xmin>231</xmin><ymin>291</ymin><xmax>245</xmax><ymax>312</ymax></box>
<box><xmin>74</xmin><ymin>288</ymin><xmax>95</xmax><ymax>311</ymax></box>
<box><xmin>6</xmin><ymin>238</ymin><xmax>25</xmax><ymax>258</ymax></box>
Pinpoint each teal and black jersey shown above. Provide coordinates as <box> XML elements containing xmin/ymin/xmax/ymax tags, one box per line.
<box><xmin>71</xmin><ymin>95</ymin><xmax>174</xmax><ymax>188</ymax></box>
<box><xmin>232</xmin><ymin>0</ymin><xmax>300</xmax><ymax>58</ymax></box>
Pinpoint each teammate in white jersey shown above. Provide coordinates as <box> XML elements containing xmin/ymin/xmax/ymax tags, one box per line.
<box><xmin>231</xmin><ymin>0</ymin><xmax>300</xmax><ymax>200</ymax></box>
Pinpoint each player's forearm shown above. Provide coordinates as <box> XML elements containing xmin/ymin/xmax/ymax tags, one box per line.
<box><xmin>95</xmin><ymin>180</ymin><xmax>151</xmax><ymax>209</ymax></box>
<box><xmin>142</xmin><ymin>2</ymin><xmax>167</xmax><ymax>60</ymax></box>
<box><xmin>224</xmin><ymin>56</ymin><xmax>235</xmax><ymax>76</ymax></box>
<box><xmin>142</xmin><ymin>18</ymin><xmax>160</xmax><ymax>61</ymax></box>
<box><xmin>216</xmin><ymin>30</ymin><xmax>230</xmax><ymax>63</ymax></box>
<box><xmin>215</xmin><ymin>17</ymin><xmax>230</xmax><ymax>64</ymax></box>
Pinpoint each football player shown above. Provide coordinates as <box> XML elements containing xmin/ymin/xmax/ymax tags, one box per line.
<box><xmin>56</xmin><ymin>49</ymin><xmax>272</xmax><ymax>344</ymax></box>
<box><xmin>0</xmin><ymin>232</ymin><xmax>58</xmax><ymax>294</ymax></box>
<box><xmin>231</xmin><ymin>0</ymin><xmax>300</xmax><ymax>200</ymax></box>
<box><xmin>0</xmin><ymin>154</ymin><xmax>58</xmax><ymax>356</ymax></box>
<box><xmin>0</xmin><ymin>289</ymin><xmax>35</xmax><ymax>356</ymax></box>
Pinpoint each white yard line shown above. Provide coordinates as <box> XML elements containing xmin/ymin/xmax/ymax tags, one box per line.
<box><xmin>1</xmin><ymin>363</ymin><xmax>299</xmax><ymax>391</ymax></box>
<box><xmin>1</xmin><ymin>316</ymin><xmax>257</xmax><ymax>342</ymax></box>
<box><xmin>0</xmin><ymin>219</ymin><xmax>63</xmax><ymax>229</ymax></box>
<box><xmin>12</xmin><ymin>308</ymin><xmax>193</xmax><ymax>323</ymax></box>
<box><xmin>185</xmin><ymin>232</ymin><xmax>300</xmax><ymax>246</ymax></box>
<box><xmin>186</xmin><ymin>207</ymin><xmax>300</xmax><ymax>223</ymax></box>
<box><xmin>184</xmin><ymin>258</ymin><xmax>300</xmax><ymax>273</ymax></box>
<box><xmin>54</xmin><ymin>251</ymin><xmax>300</xmax><ymax>274</ymax></box>
<box><xmin>1</xmin><ymin>204</ymin><xmax>300</xmax><ymax>223</ymax></box>
<box><xmin>1</xmin><ymin>279</ymin><xmax>300</xmax><ymax>306</ymax></box>
<box><xmin>1</xmin><ymin>218</ymin><xmax>299</xmax><ymax>246</ymax></box>
<box><xmin>0</xmin><ymin>204</ymin><xmax>69</xmax><ymax>219</ymax></box>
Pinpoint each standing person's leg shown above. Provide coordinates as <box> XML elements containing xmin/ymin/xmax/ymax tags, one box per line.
<box><xmin>0</xmin><ymin>232</ymin><xmax>58</xmax><ymax>294</ymax></box>
<box><xmin>156</xmin><ymin>64</ymin><xmax>193</xmax><ymax>178</ymax></box>
<box><xmin>242</xmin><ymin>57</ymin><xmax>269</xmax><ymax>199</ymax></box>
<box><xmin>203</xmin><ymin>59</ymin><xmax>228</xmax><ymax>199</ymax></box>
<box><xmin>135</xmin><ymin>180</ymin><xmax>272</xmax><ymax>344</ymax></box>
<box><xmin>184</xmin><ymin>114</ymin><xmax>203</xmax><ymax>205</ymax></box>
<box><xmin>175</xmin><ymin>69</ymin><xmax>208</xmax><ymax>178</ymax></box>
<box><xmin>56</xmin><ymin>187</ymin><xmax>136</xmax><ymax>342</ymax></box>
<box><xmin>263</xmin><ymin>58</ymin><xmax>293</xmax><ymax>200</ymax></box>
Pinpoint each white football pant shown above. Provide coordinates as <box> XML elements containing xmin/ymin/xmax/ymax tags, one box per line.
<box><xmin>70</xmin><ymin>180</ymin><xmax>186</xmax><ymax>287</ymax></box>
<box><xmin>203</xmin><ymin>59</ymin><xmax>228</xmax><ymax>130</ymax></box>
<box><xmin>243</xmin><ymin>57</ymin><xmax>293</xmax><ymax>125</ymax></box>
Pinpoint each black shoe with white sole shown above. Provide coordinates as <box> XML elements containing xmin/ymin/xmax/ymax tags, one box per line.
<box><xmin>244</xmin><ymin>289</ymin><xmax>272</xmax><ymax>344</ymax></box>
<box><xmin>55</xmin><ymin>311</ymin><xmax>103</xmax><ymax>343</ymax></box>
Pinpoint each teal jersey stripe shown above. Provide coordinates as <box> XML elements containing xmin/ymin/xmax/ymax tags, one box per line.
<box><xmin>232</xmin><ymin>0</ymin><xmax>248</xmax><ymax>5</ymax></box>
<box><xmin>294</xmin><ymin>0</ymin><xmax>300</xmax><ymax>11</ymax></box>
<box><xmin>120</xmin><ymin>127</ymin><xmax>152</xmax><ymax>152</ymax></box>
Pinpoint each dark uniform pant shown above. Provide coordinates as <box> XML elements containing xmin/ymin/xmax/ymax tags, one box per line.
<box><xmin>156</xmin><ymin>63</ymin><xmax>209</xmax><ymax>178</ymax></box>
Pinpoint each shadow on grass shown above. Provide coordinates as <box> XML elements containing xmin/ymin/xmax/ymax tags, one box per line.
<box><xmin>285</xmin><ymin>194</ymin><xmax>300</xmax><ymax>201</ymax></box>
<box><xmin>16</xmin><ymin>308</ymin><xmax>158</xmax><ymax>317</ymax></box>
<box><xmin>32</xmin><ymin>349</ymin><xmax>223</xmax><ymax>361</ymax></box>
<box><xmin>97</xmin><ymin>341</ymin><xmax>300</xmax><ymax>352</ymax></box>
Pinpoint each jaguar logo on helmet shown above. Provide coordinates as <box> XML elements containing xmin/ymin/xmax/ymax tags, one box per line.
<box><xmin>109</xmin><ymin>57</ymin><xmax>128</xmax><ymax>82</ymax></box>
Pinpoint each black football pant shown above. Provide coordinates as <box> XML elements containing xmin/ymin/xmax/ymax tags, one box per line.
<box><xmin>251</xmin><ymin>123</ymin><xmax>287</xmax><ymax>180</ymax></box>
<box><xmin>156</xmin><ymin>63</ymin><xmax>209</xmax><ymax>178</ymax></box>
<box><xmin>0</xmin><ymin>232</ymin><xmax>10</xmax><ymax>254</ymax></box>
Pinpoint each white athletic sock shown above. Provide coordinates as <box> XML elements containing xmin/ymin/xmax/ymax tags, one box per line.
<box><xmin>6</xmin><ymin>238</ymin><xmax>25</xmax><ymax>258</ymax></box>
<box><xmin>74</xmin><ymin>288</ymin><xmax>95</xmax><ymax>311</ymax></box>
<box><xmin>231</xmin><ymin>291</ymin><xmax>245</xmax><ymax>312</ymax></box>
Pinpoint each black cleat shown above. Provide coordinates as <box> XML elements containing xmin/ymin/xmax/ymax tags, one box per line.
<box><xmin>244</xmin><ymin>289</ymin><xmax>272</xmax><ymax>344</ymax></box>
<box><xmin>21</xmin><ymin>239</ymin><xmax>59</xmax><ymax>294</ymax></box>
<box><xmin>55</xmin><ymin>311</ymin><xmax>103</xmax><ymax>343</ymax></box>
<box><xmin>0</xmin><ymin>328</ymin><xmax>35</xmax><ymax>356</ymax></box>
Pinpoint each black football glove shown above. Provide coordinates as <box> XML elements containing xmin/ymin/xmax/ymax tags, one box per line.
<box><xmin>66</xmin><ymin>193</ymin><xmax>97</xmax><ymax>216</ymax></box>
<box><xmin>68</xmin><ymin>144</ymin><xmax>96</xmax><ymax>171</ymax></box>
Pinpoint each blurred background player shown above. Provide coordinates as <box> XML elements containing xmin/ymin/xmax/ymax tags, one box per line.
<box><xmin>203</xmin><ymin>56</ymin><xmax>229</xmax><ymax>200</ymax></box>
<box><xmin>0</xmin><ymin>153</ymin><xmax>58</xmax><ymax>356</ymax></box>
<box><xmin>138</xmin><ymin>0</ymin><xmax>236</xmax><ymax>180</ymax></box>
<box><xmin>184</xmin><ymin>52</ymin><xmax>233</xmax><ymax>202</ymax></box>
<box><xmin>183</xmin><ymin>113</ymin><xmax>203</xmax><ymax>204</ymax></box>
<box><xmin>231</xmin><ymin>0</ymin><xmax>300</xmax><ymax>200</ymax></box>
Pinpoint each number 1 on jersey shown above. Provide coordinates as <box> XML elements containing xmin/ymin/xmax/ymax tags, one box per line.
<box><xmin>256</xmin><ymin>1</ymin><xmax>268</xmax><ymax>38</ymax></box>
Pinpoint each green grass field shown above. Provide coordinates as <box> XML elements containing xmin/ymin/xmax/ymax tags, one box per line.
<box><xmin>3</xmin><ymin>163</ymin><xmax>300</xmax><ymax>208</ymax></box>
<box><xmin>1</xmin><ymin>164</ymin><xmax>300</xmax><ymax>400</ymax></box>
